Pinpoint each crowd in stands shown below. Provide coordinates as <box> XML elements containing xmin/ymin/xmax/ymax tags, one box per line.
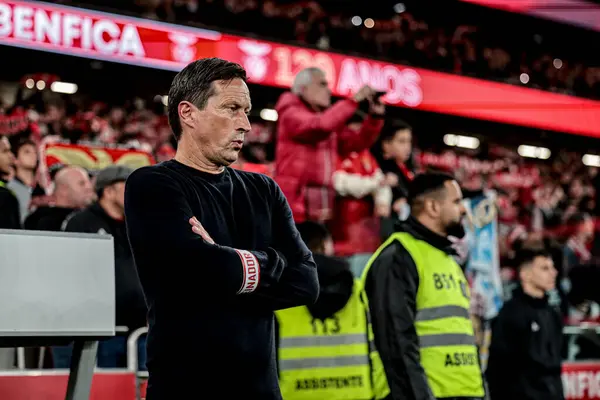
<box><xmin>62</xmin><ymin>0</ymin><xmax>600</xmax><ymax>99</ymax></box>
<box><xmin>1</xmin><ymin>74</ymin><xmax>600</xmax><ymax>314</ymax></box>
<box><xmin>1</xmin><ymin>68</ymin><xmax>600</xmax><ymax>369</ymax></box>
<box><xmin>0</xmin><ymin>1</ymin><xmax>599</xmax><ymax>371</ymax></box>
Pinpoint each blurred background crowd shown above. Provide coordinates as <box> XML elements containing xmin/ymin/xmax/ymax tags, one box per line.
<box><xmin>1</xmin><ymin>0</ymin><xmax>600</xmax><ymax>394</ymax></box>
<box><xmin>65</xmin><ymin>0</ymin><xmax>600</xmax><ymax>98</ymax></box>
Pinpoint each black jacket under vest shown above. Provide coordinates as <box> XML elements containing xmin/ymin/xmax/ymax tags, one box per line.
<box><xmin>363</xmin><ymin>216</ymin><xmax>484</xmax><ymax>400</ymax></box>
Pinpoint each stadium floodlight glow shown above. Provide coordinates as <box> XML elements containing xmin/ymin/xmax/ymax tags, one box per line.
<box><xmin>582</xmin><ymin>154</ymin><xmax>600</xmax><ymax>167</ymax></box>
<box><xmin>443</xmin><ymin>134</ymin><xmax>480</xmax><ymax>150</ymax></box>
<box><xmin>25</xmin><ymin>79</ymin><xmax>35</xmax><ymax>89</ymax></box>
<box><xmin>517</xmin><ymin>145</ymin><xmax>551</xmax><ymax>160</ymax></box>
<box><xmin>393</xmin><ymin>3</ymin><xmax>406</xmax><ymax>13</ymax></box>
<box><xmin>162</xmin><ymin>95</ymin><xmax>168</xmax><ymax>106</ymax></box>
<box><xmin>351</xmin><ymin>16</ymin><xmax>362</xmax><ymax>26</ymax></box>
<box><xmin>519</xmin><ymin>73</ymin><xmax>529</xmax><ymax>84</ymax></box>
<box><xmin>50</xmin><ymin>81</ymin><xmax>78</xmax><ymax>94</ymax></box>
<box><xmin>364</xmin><ymin>18</ymin><xmax>375</xmax><ymax>28</ymax></box>
<box><xmin>36</xmin><ymin>80</ymin><xmax>46</xmax><ymax>90</ymax></box>
<box><xmin>553</xmin><ymin>58</ymin><xmax>563</xmax><ymax>69</ymax></box>
<box><xmin>260</xmin><ymin>108</ymin><xmax>278</xmax><ymax>122</ymax></box>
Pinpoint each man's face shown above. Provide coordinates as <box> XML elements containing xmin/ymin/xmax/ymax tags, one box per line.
<box><xmin>302</xmin><ymin>71</ymin><xmax>331</xmax><ymax>109</ymax></box>
<box><xmin>384</xmin><ymin>129</ymin><xmax>412</xmax><ymax>162</ymax></box>
<box><xmin>62</xmin><ymin>167</ymin><xmax>95</xmax><ymax>208</ymax></box>
<box><xmin>103</xmin><ymin>181</ymin><xmax>126</xmax><ymax>211</ymax></box>
<box><xmin>522</xmin><ymin>256</ymin><xmax>557</xmax><ymax>292</ymax></box>
<box><xmin>15</xmin><ymin>143</ymin><xmax>37</xmax><ymax>171</ymax></box>
<box><xmin>184</xmin><ymin>79</ymin><xmax>252</xmax><ymax>166</ymax></box>
<box><xmin>438</xmin><ymin>180</ymin><xmax>467</xmax><ymax>238</ymax></box>
<box><xmin>0</xmin><ymin>137</ymin><xmax>15</xmax><ymax>178</ymax></box>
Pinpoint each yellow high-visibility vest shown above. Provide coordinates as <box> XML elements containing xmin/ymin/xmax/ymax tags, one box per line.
<box><xmin>361</xmin><ymin>232</ymin><xmax>485</xmax><ymax>398</ymax></box>
<box><xmin>276</xmin><ymin>279</ymin><xmax>390</xmax><ymax>400</ymax></box>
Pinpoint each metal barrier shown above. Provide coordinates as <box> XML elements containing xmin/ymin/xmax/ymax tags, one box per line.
<box><xmin>126</xmin><ymin>327</ymin><xmax>148</xmax><ymax>400</ymax></box>
<box><xmin>563</xmin><ymin>325</ymin><xmax>600</xmax><ymax>362</ymax></box>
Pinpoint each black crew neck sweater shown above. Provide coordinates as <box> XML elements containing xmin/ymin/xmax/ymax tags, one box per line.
<box><xmin>124</xmin><ymin>159</ymin><xmax>319</xmax><ymax>399</ymax></box>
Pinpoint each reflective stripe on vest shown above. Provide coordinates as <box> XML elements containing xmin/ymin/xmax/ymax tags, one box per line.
<box><xmin>276</xmin><ymin>279</ymin><xmax>389</xmax><ymax>400</ymax></box>
<box><xmin>280</xmin><ymin>333</ymin><xmax>366</xmax><ymax>348</ymax></box>
<box><xmin>280</xmin><ymin>354</ymin><xmax>370</xmax><ymax>370</ymax></box>
<box><xmin>361</xmin><ymin>232</ymin><xmax>485</xmax><ymax>399</ymax></box>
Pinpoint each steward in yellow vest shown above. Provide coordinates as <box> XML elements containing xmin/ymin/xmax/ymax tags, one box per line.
<box><xmin>277</xmin><ymin>222</ymin><xmax>390</xmax><ymax>400</ymax></box>
<box><xmin>361</xmin><ymin>172</ymin><xmax>485</xmax><ymax>400</ymax></box>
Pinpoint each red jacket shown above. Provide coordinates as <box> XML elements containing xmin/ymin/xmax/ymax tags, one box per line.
<box><xmin>274</xmin><ymin>92</ymin><xmax>383</xmax><ymax>223</ymax></box>
<box><xmin>331</xmin><ymin>150</ymin><xmax>389</xmax><ymax>256</ymax></box>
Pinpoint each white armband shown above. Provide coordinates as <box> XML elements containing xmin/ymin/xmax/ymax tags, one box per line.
<box><xmin>235</xmin><ymin>249</ymin><xmax>260</xmax><ymax>294</ymax></box>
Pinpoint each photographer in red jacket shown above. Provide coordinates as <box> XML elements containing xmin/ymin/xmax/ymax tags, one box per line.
<box><xmin>275</xmin><ymin>67</ymin><xmax>384</xmax><ymax>223</ymax></box>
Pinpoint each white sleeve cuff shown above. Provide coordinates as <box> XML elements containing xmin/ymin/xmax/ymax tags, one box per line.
<box><xmin>235</xmin><ymin>249</ymin><xmax>260</xmax><ymax>294</ymax></box>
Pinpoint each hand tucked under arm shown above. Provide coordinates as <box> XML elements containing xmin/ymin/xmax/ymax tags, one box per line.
<box><xmin>125</xmin><ymin>167</ymin><xmax>289</xmax><ymax>297</ymax></box>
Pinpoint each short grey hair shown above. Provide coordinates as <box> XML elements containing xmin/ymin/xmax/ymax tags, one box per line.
<box><xmin>291</xmin><ymin>67</ymin><xmax>324</xmax><ymax>95</ymax></box>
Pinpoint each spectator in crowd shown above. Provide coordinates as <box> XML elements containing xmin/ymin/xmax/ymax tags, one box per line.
<box><xmin>362</xmin><ymin>172</ymin><xmax>485</xmax><ymax>400</ymax></box>
<box><xmin>24</xmin><ymin>165</ymin><xmax>95</xmax><ymax>231</ymax></box>
<box><xmin>274</xmin><ymin>67</ymin><xmax>384</xmax><ymax>223</ymax></box>
<box><xmin>372</xmin><ymin>121</ymin><xmax>414</xmax><ymax>238</ymax></box>
<box><xmin>487</xmin><ymin>247</ymin><xmax>564</xmax><ymax>400</ymax></box>
<box><xmin>54</xmin><ymin>165</ymin><xmax>147</xmax><ymax>370</ymax></box>
<box><xmin>562</xmin><ymin>212</ymin><xmax>595</xmax><ymax>276</ymax></box>
<box><xmin>276</xmin><ymin>221</ymin><xmax>390</xmax><ymax>400</ymax></box>
<box><xmin>7</xmin><ymin>138</ymin><xmax>37</xmax><ymax>222</ymax></box>
<box><xmin>373</xmin><ymin>121</ymin><xmax>414</xmax><ymax>214</ymax></box>
<box><xmin>0</xmin><ymin>134</ymin><xmax>20</xmax><ymax>229</ymax></box>
<box><xmin>331</xmin><ymin>113</ymin><xmax>393</xmax><ymax>274</ymax></box>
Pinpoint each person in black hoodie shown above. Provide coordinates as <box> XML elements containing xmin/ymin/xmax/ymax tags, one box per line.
<box><xmin>276</xmin><ymin>221</ymin><xmax>390</xmax><ymax>400</ymax></box>
<box><xmin>486</xmin><ymin>247</ymin><xmax>564</xmax><ymax>400</ymax></box>
<box><xmin>54</xmin><ymin>165</ymin><xmax>147</xmax><ymax>370</ymax></box>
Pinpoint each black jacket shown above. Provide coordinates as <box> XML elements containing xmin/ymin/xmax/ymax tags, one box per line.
<box><xmin>308</xmin><ymin>253</ymin><xmax>354</xmax><ymax>319</ymax></box>
<box><xmin>364</xmin><ymin>216</ymin><xmax>482</xmax><ymax>400</ymax></box>
<box><xmin>0</xmin><ymin>180</ymin><xmax>21</xmax><ymax>229</ymax></box>
<box><xmin>24</xmin><ymin>206</ymin><xmax>77</xmax><ymax>232</ymax></box>
<box><xmin>486</xmin><ymin>287</ymin><xmax>564</xmax><ymax>400</ymax></box>
<box><xmin>63</xmin><ymin>202</ymin><xmax>147</xmax><ymax>330</ymax></box>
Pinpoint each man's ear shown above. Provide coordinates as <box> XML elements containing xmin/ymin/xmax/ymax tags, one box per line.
<box><xmin>178</xmin><ymin>101</ymin><xmax>196</xmax><ymax>130</ymax></box>
<box><xmin>518</xmin><ymin>266</ymin><xmax>528</xmax><ymax>282</ymax></box>
<box><xmin>424</xmin><ymin>198</ymin><xmax>438</xmax><ymax>217</ymax></box>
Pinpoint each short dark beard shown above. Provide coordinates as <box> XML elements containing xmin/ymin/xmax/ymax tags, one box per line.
<box><xmin>446</xmin><ymin>221</ymin><xmax>466</xmax><ymax>239</ymax></box>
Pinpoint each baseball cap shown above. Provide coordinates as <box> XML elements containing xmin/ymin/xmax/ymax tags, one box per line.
<box><xmin>95</xmin><ymin>165</ymin><xmax>133</xmax><ymax>192</ymax></box>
